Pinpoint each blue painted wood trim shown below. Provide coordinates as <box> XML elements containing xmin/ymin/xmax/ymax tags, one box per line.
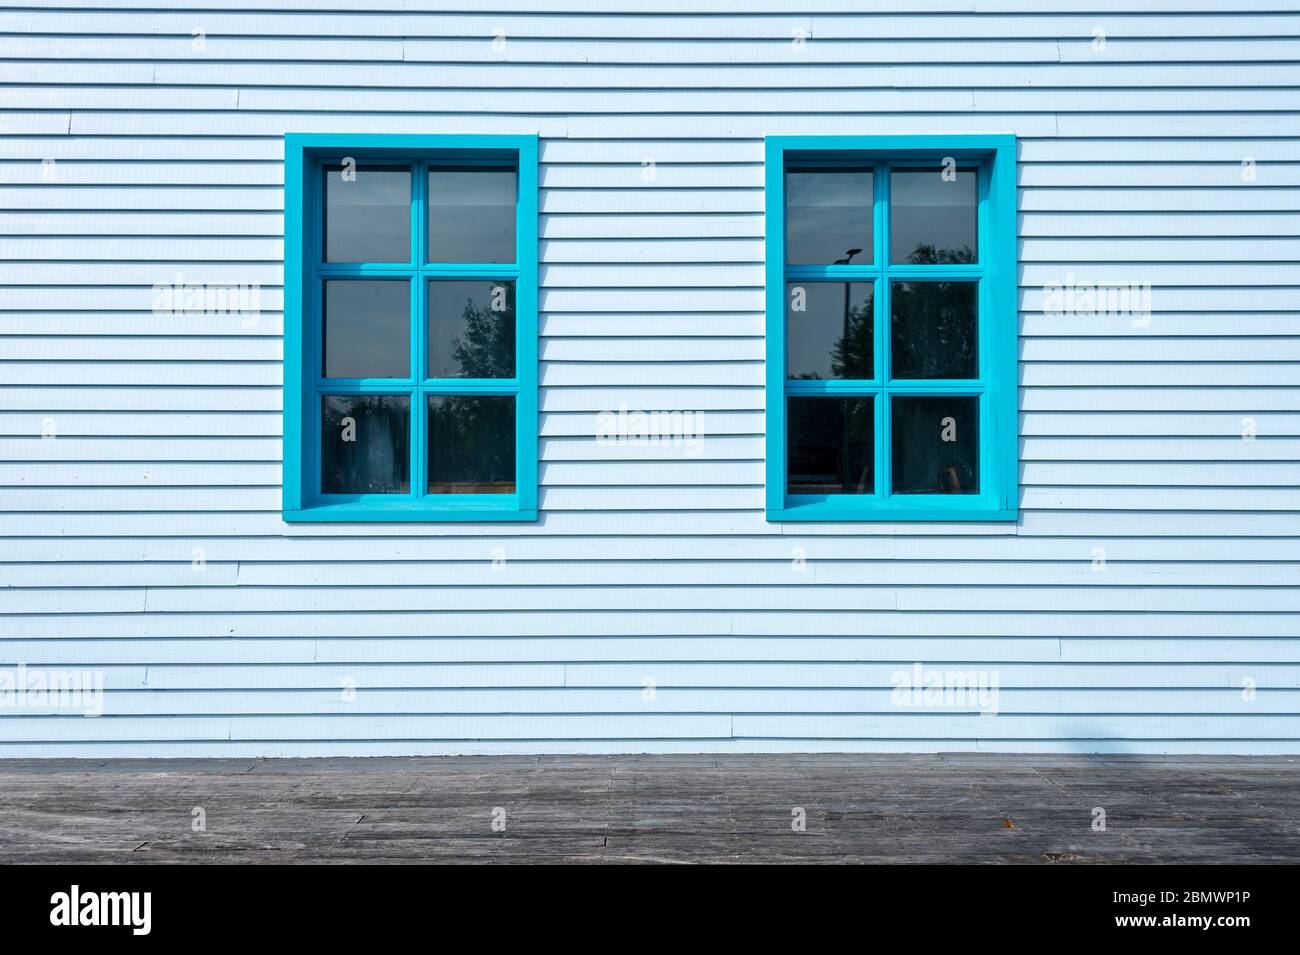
<box><xmin>281</xmin><ymin>133</ymin><xmax>539</xmax><ymax>523</ymax></box>
<box><xmin>765</xmin><ymin>134</ymin><xmax>1019</xmax><ymax>523</ymax></box>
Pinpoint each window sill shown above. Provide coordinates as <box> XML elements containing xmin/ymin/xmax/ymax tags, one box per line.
<box><xmin>768</xmin><ymin>495</ymin><xmax>1017</xmax><ymax>523</ymax></box>
<box><xmin>283</xmin><ymin>499</ymin><xmax>537</xmax><ymax>523</ymax></box>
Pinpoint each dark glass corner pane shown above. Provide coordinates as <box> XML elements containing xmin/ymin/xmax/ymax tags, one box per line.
<box><xmin>428</xmin><ymin>166</ymin><xmax>517</xmax><ymax>264</ymax></box>
<box><xmin>323</xmin><ymin>280</ymin><xmax>410</xmax><ymax>379</ymax></box>
<box><xmin>427</xmin><ymin>280</ymin><xmax>515</xmax><ymax>379</ymax></box>
<box><xmin>891</xmin><ymin>395</ymin><xmax>979</xmax><ymax>495</ymax></box>
<box><xmin>324</xmin><ymin>165</ymin><xmax>411</xmax><ymax>263</ymax></box>
<box><xmin>785</xmin><ymin>168</ymin><xmax>873</xmax><ymax>265</ymax></box>
<box><xmin>787</xmin><ymin>395</ymin><xmax>874</xmax><ymax>495</ymax></box>
<box><xmin>428</xmin><ymin>395</ymin><xmax>516</xmax><ymax>494</ymax></box>
<box><xmin>890</xmin><ymin>281</ymin><xmax>978</xmax><ymax>380</ymax></box>
<box><xmin>321</xmin><ymin>395</ymin><xmax>410</xmax><ymax>494</ymax></box>
<box><xmin>786</xmin><ymin>282</ymin><xmax>873</xmax><ymax>380</ymax></box>
<box><xmin>889</xmin><ymin>168</ymin><xmax>978</xmax><ymax>265</ymax></box>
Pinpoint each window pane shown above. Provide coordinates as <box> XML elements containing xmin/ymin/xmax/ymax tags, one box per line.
<box><xmin>890</xmin><ymin>168</ymin><xmax>977</xmax><ymax>265</ymax></box>
<box><xmin>785</xmin><ymin>168</ymin><xmax>873</xmax><ymax>265</ymax></box>
<box><xmin>428</xmin><ymin>395</ymin><xmax>516</xmax><ymax>494</ymax></box>
<box><xmin>323</xmin><ymin>280</ymin><xmax>410</xmax><ymax>379</ymax></box>
<box><xmin>891</xmin><ymin>395</ymin><xmax>979</xmax><ymax>495</ymax></box>
<box><xmin>890</xmin><ymin>281</ymin><xmax>978</xmax><ymax>380</ymax></box>
<box><xmin>786</xmin><ymin>396</ymin><xmax>874</xmax><ymax>495</ymax></box>
<box><xmin>321</xmin><ymin>395</ymin><xmax>410</xmax><ymax>494</ymax></box>
<box><xmin>324</xmin><ymin>165</ymin><xmax>410</xmax><ymax>263</ymax></box>
<box><xmin>428</xmin><ymin>166</ymin><xmax>516</xmax><ymax>264</ymax></box>
<box><xmin>786</xmin><ymin>282</ymin><xmax>874</xmax><ymax>380</ymax></box>
<box><xmin>427</xmin><ymin>280</ymin><xmax>515</xmax><ymax>379</ymax></box>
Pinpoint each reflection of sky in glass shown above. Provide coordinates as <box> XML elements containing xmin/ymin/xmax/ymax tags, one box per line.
<box><xmin>323</xmin><ymin>280</ymin><xmax>410</xmax><ymax>379</ymax></box>
<box><xmin>324</xmin><ymin>167</ymin><xmax>410</xmax><ymax>263</ymax></box>
<box><xmin>786</xmin><ymin>282</ymin><xmax>873</xmax><ymax>380</ymax></box>
<box><xmin>890</xmin><ymin>169</ymin><xmax>977</xmax><ymax>263</ymax></box>
<box><xmin>428</xmin><ymin>168</ymin><xmax>516</xmax><ymax>264</ymax></box>
<box><xmin>785</xmin><ymin>169</ymin><xmax>873</xmax><ymax>265</ymax></box>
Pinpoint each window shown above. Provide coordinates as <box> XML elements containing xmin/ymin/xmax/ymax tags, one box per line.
<box><xmin>765</xmin><ymin>136</ymin><xmax>1017</xmax><ymax>521</ymax></box>
<box><xmin>283</xmin><ymin>135</ymin><xmax>537</xmax><ymax>521</ymax></box>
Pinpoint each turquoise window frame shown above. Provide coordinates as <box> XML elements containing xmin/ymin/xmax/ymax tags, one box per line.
<box><xmin>282</xmin><ymin>133</ymin><xmax>538</xmax><ymax>522</ymax></box>
<box><xmin>765</xmin><ymin>135</ymin><xmax>1018</xmax><ymax>522</ymax></box>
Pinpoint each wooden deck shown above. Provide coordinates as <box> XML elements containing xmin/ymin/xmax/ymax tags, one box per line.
<box><xmin>1</xmin><ymin>754</ymin><xmax>1297</xmax><ymax>864</ymax></box>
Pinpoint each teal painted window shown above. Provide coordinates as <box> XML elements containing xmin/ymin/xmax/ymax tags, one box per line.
<box><xmin>765</xmin><ymin>136</ymin><xmax>1018</xmax><ymax>522</ymax></box>
<box><xmin>283</xmin><ymin>134</ymin><xmax>538</xmax><ymax>522</ymax></box>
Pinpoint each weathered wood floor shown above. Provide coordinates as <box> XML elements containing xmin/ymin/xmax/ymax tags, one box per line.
<box><xmin>1</xmin><ymin>754</ymin><xmax>1297</xmax><ymax>864</ymax></box>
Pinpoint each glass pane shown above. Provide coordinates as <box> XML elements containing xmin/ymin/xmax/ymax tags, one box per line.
<box><xmin>785</xmin><ymin>168</ymin><xmax>873</xmax><ymax>266</ymax></box>
<box><xmin>427</xmin><ymin>280</ymin><xmax>515</xmax><ymax>379</ymax></box>
<box><xmin>786</xmin><ymin>282</ymin><xmax>873</xmax><ymax>380</ymax></box>
<box><xmin>323</xmin><ymin>280</ymin><xmax>410</xmax><ymax>379</ymax></box>
<box><xmin>324</xmin><ymin>165</ymin><xmax>410</xmax><ymax>263</ymax></box>
<box><xmin>890</xmin><ymin>168</ymin><xmax>978</xmax><ymax>265</ymax></box>
<box><xmin>786</xmin><ymin>396</ymin><xmax>874</xmax><ymax>495</ymax></box>
<box><xmin>890</xmin><ymin>281</ymin><xmax>978</xmax><ymax>380</ymax></box>
<box><xmin>428</xmin><ymin>395</ymin><xmax>516</xmax><ymax>494</ymax></box>
<box><xmin>321</xmin><ymin>395</ymin><xmax>410</xmax><ymax>494</ymax></box>
<box><xmin>428</xmin><ymin>166</ymin><xmax>517</xmax><ymax>264</ymax></box>
<box><xmin>891</xmin><ymin>395</ymin><xmax>979</xmax><ymax>495</ymax></box>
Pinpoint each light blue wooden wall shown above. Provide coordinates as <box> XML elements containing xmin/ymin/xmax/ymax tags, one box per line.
<box><xmin>1</xmin><ymin>1</ymin><xmax>1298</xmax><ymax>755</ymax></box>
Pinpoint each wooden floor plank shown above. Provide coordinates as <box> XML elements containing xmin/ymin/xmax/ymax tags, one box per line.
<box><xmin>0</xmin><ymin>755</ymin><xmax>1297</xmax><ymax>864</ymax></box>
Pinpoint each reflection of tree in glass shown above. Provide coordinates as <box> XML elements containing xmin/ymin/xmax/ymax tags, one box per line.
<box><xmin>450</xmin><ymin>285</ymin><xmax>515</xmax><ymax>379</ymax></box>
<box><xmin>830</xmin><ymin>297</ymin><xmax>872</xmax><ymax>379</ymax></box>
<box><xmin>891</xmin><ymin>245</ymin><xmax>977</xmax><ymax>380</ymax></box>
<box><xmin>791</xmin><ymin>286</ymin><xmax>873</xmax><ymax>381</ymax></box>
<box><xmin>906</xmin><ymin>242</ymin><xmax>974</xmax><ymax>267</ymax></box>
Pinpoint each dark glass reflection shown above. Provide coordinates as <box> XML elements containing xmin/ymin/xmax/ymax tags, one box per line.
<box><xmin>428</xmin><ymin>395</ymin><xmax>516</xmax><ymax>494</ymax></box>
<box><xmin>891</xmin><ymin>281</ymin><xmax>978</xmax><ymax>380</ymax></box>
<box><xmin>324</xmin><ymin>165</ymin><xmax>410</xmax><ymax>263</ymax></box>
<box><xmin>890</xmin><ymin>168</ymin><xmax>977</xmax><ymax>265</ymax></box>
<box><xmin>786</xmin><ymin>396</ymin><xmax>874</xmax><ymax>495</ymax></box>
<box><xmin>428</xmin><ymin>167</ymin><xmax>517</xmax><ymax>264</ymax></box>
<box><xmin>891</xmin><ymin>395</ymin><xmax>979</xmax><ymax>495</ymax></box>
<box><xmin>785</xmin><ymin>168</ymin><xmax>873</xmax><ymax>265</ymax></box>
<box><xmin>427</xmin><ymin>280</ymin><xmax>515</xmax><ymax>379</ymax></box>
<box><xmin>786</xmin><ymin>282</ymin><xmax>873</xmax><ymax>380</ymax></box>
<box><xmin>323</xmin><ymin>280</ymin><xmax>410</xmax><ymax>379</ymax></box>
<box><xmin>321</xmin><ymin>395</ymin><xmax>410</xmax><ymax>494</ymax></box>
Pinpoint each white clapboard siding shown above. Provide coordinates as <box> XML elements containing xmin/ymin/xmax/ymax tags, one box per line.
<box><xmin>0</xmin><ymin>3</ymin><xmax>1297</xmax><ymax>756</ymax></box>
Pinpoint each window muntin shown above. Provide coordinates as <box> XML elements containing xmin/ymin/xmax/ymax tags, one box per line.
<box><xmin>766</xmin><ymin>137</ymin><xmax>1016</xmax><ymax>521</ymax></box>
<box><xmin>284</xmin><ymin>135</ymin><xmax>537</xmax><ymax>522</ymax></box>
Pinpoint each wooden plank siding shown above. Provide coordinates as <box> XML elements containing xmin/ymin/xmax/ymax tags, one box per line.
<box><xmin>0</xmin><ymin>2</ymin><xmax>1297</xmax><ymax>754</ymax></box>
